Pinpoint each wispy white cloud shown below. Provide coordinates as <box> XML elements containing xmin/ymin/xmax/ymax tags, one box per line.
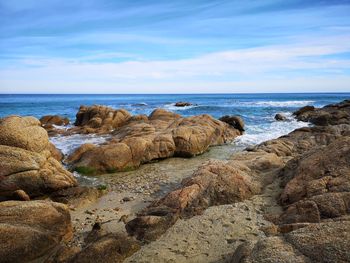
<box><xmin>1</xmin><ymin>35</ymin><xmax>350</xmax><ymax>93</ymax></box>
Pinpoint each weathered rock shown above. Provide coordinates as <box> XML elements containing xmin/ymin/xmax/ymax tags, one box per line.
<box><xmin>50</xmin><ymin>186</ymin><xmax>103</xmax><ymax>208</ymax></box>
<box><xmin>232</xmin><ymin>220</ymin><xmax>350</xmax><ymax>263</ymax></box>
<box><xmin>274</xmin><ymin>113</ymin><xmax>287</xmax><ymax>121</ymax></box>
<box><xmin>280</xmin><ymin>137</ymin><xmax>350</xmax><ymax>205</ymax></box>
<box><xmin>0</xmin><ymin>115</ymin><xmax>49</xmax><ymax>153</ymax></box>
<box><xmin>126</xmin><ymin>160</ymin><xmax>260</xmax><ymax>241</ymax></box>
<box><xmin>0</xmin><ymin>200</ymin><xmax>72</xmax><ymax>263</ymax></box>
<box><xmin>0</xmin><ymin>116</ymin><xmax>77</xmax><ymax>200</ymax></box>
<box><xmin>74</xmin><ymin>105</ymin><xmax>131</xmax><ymax>133</ymax></box>
<box><xmin>253</xmin><ymin>124</ymin><xmax>350</xmax><ymax>157</ymax></box>
<box><xmin>293</xmin><ymin>105</ymin><xmax>315</xmax><ymax>117</ymax></box>
<box><xmin>59</xmin><ymin>226</ymin><xmax>140</xmax><ymax>263</ymax></box>
<box><xmin>294</xmin><ymin>100</ymin><xmax>350</xmax><ymax>125</ymax></box>
<box><xmin>219</xmin><ymin>115</ymin><xmax>245</xmax><ymax>132</ymax></box>
<box><xmin>67</xmin><ymin>110</ymin><xmax>241</xmax><ymax>174</ymax></box>
<box><xmin>40</xmin><ymin>115</ymin><xmax>69</xmax><ymax>126</ymax></box>
<box><xmin>174</xmin><ymin>101</ymin><xmax>193</xmax><ymax>107</ymax></box>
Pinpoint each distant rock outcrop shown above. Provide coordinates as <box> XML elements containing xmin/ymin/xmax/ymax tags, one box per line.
<box><xmin>174</xmin><ymin>101</ymin><xmax>193</xmax><ymax>107</ymax></box>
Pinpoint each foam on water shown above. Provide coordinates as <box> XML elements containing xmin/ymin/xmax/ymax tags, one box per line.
<box><xmin>164</xmin><ymin>103</ymin><xmax>199</xmax><ymax>111</ymax></box>
<box><xmin>235</xmin><ymin>113</ymin><xmax>309</xmax><ymax>147</ymax></box>
<box><xmin>236</xmin><ymin>100</ymin><xmax>315</xmax><ymax>107</ymax></box>
<box><xmin>50</xmin><ymin>134</ymin><xmax>109</xmax><ymax>155</ymax></box>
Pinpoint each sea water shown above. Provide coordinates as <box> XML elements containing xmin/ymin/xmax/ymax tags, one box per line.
<box><xmin>0</xmin><ymin>93</ymin><xmax>349</xmax><ymax>154</ymax></box>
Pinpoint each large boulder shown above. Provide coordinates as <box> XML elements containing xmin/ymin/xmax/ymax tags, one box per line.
<box><xmin>0</xmin><ymin>116</ymin><xmax>77</xmax><ymax>200</ymax></box>
<box><xmin>0</xmin><ymin>200</ymin><xmax>72</xmax><ymax>263</ymax></box>
<box><xmin>67</xmin><ymin>110</ymin><xmax>241</xmax><ymax>174</ymax></box>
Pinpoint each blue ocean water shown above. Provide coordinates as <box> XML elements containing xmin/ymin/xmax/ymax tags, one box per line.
<box><xmin>0</xmin><ymin>93</ymin><xmax>349</xmax><ymax>151</ymax></box>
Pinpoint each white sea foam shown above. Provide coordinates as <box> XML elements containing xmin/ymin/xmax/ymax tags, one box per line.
<box><xmin>50</xmin><ymin>134</ymin><xmax>109</xmax><ymax>155</ymax></box>
<box><xmin>235</xmin><ymin>114</ymin><xmax>309</xmax><ymax>147</ymax></box>
<box><xmin>237</xmin><ymin>100</ymin><xmax>315</xmax><ymax>107</ymax></box>
<box><xmin>164</xmin><ymin>103</ymin><xmax>199</xmax><ymax>111</ymax></box>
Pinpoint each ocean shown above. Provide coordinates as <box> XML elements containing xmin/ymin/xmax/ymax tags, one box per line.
<box><xmin>1</xmin><ymin>93</ymin><xmax>349</xmax><ymax>155</ymax></box>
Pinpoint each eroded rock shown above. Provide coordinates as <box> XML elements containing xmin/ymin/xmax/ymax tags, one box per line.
<box><xmin>67</xmin><ymin>109</ymin><xmax>242</xmax><ymax>174</ymax></box>
<box><xmin>0</xmin><ymin>116</ymin><xmax>77</xmax><ymax>200</ymax></box>
<box><xmin>0</xmin><ymin>200</ymin><xmax>72</xmax><ymax>263</ymax></box>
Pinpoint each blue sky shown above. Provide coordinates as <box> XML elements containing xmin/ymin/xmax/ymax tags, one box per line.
<box><xmin>0</xmin><ymin>0</ymin><xmax>350</xmax><ymax>93</ymax></box>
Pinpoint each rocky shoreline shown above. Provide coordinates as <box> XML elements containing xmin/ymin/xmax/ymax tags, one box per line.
<box><xmin>0</xmin><ymin>99</ymin><xmax>349</xmax><ymax>262</ymax></box>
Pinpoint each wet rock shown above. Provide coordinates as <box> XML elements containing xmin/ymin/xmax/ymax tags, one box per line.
<box><xmin>274</xmin><ymin>113</ymin><xmax>287</xmax><ymax>121</ymax></box>
<box><xmin>0</xmin><ymin>116</ymin><xmax>77</xmax><ymax>200</ymax></box>
<box><xmin>0</xmin><ymin>200</ymin><xmax>72</xmax><ymax>263</ymax></box>
<box><xmin>219</xmin><ymin>115</ymin><xmax>245</xmax><ymax>132</ymax></box>
<box><xmin>174</xmin><ymin>101</ymin><xmax>193</xmax><ymax>107</ymax></box>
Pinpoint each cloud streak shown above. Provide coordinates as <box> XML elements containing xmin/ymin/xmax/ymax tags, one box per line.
<box><xmin>0</xmin><ymin>0</ymin><xmax>350</xmax><ymax>93</ymax></box>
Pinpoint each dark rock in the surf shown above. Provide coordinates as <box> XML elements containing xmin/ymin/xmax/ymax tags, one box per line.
<box><xmin>0</xmin><ymin>200</ymin><xmax>72</xmax><ymax>262</ymax></box>
<box><xmin>274</xmin><ymin>113</ymin><xmax>287</xmax><ymax>121</ymax></box>
<box><xmin>40</xmin><ymin>115</ymin><xmax>69</xmax><ymax>126</ymax></box>
<box><xmin>293</xmin><ymin>100</ymin><xmax>350</xmax><ymax>125</ymax></box>
<box><xmin>126</xmin><ymin>160</ymin><xmax>259</xmax><ymax>241</ymax></box>
<box><xmin>0</xmin><ymin>115</ymin><xmax>77</xmax><ymax>200</ymax></box>
<box><xmin>219</xmin><ymin>115</ymin><xmax>245</xmax><ymax>132</ymax></box>
<box><xmin>67</xmin><ymin>109</ymin><xmax>241</xmax><ymax>175</ymax></box>
<box><xmin>174</xmin><ymin>101</ymin><xmax>193</xmax><ymax>107</ymax></box>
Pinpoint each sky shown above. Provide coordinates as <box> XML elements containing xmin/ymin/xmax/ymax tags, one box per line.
<box><xmin>0</xmin><ymin>0</ymin><xmax>350</xmax><ymax>94</ymax></box>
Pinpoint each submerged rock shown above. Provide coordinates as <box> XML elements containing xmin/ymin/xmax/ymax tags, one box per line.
<box><xmin>0</xmin><ymin>116</ymin><xmax>77</xmax><ymax>200</ymax></box>
<box><xmin>0</xmin><ymin>200</ymin><xmax>72</xmax><ymax>263</ymax></box>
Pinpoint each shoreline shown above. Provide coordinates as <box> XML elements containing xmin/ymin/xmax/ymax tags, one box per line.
<box><xmin>0</xmin><ymin>99</ymin><xmax>349</xmax><ymax>262</ymax></box>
